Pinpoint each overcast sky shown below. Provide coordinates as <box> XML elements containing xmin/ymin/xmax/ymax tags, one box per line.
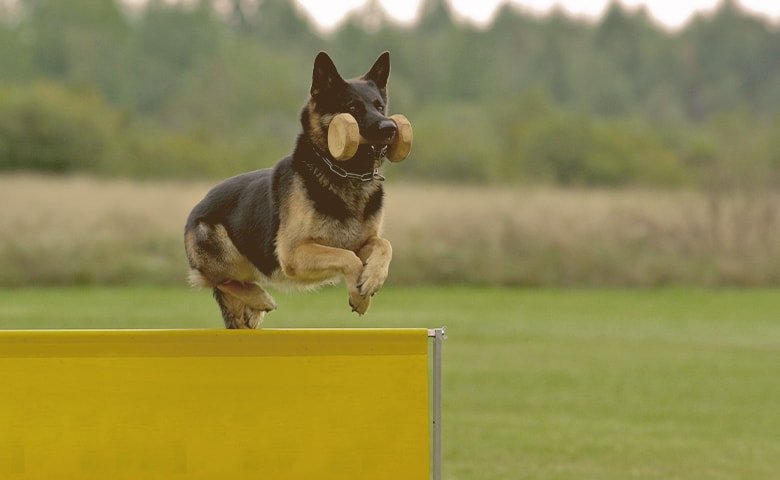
<box><xmin>294</xmin><ymin>0</ymin><xmax>780</xmax><ymax>30</ymax></box>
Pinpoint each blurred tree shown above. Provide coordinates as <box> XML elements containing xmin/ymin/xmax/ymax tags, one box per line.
<box><xmin>132</xmin><ymin>0</ymin><xmax>220</xmax><ymax>114</ymax></box>
<box><xmin>0</xmin><ymin>0</ymin><xmax>775</xmax><ymax>186</ymax></box>
<box><xmin>20</xmin><ymin>0</ymin><xmax>132</xmax><ymax>101</ymax></box>
<box><xmin>0</xmin><ymin>84</ymin><xmax>122</xmax><ymax>172</ymax></box>
<box><xmin>680</xmin><ymin>0</ymin><xmax>778</xmax><ymax>118</ymax></box>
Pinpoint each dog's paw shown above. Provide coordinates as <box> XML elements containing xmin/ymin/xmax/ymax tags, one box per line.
<box><xmin>357</xmin><ymin>263</ymin><xmax>388</xmax><ymax>299</ymax></box>
<box><xmin>349</xmin><ymin>290</ymin><xmax>371</xmax><ymax>316</ymax></box>
<box><xmin>245</xmin><ymin>308</ymin><xmax>266</xmax><ymax>329</ymax></box>
<box><xmin>263</xmin><ymin>296</ymin><xmax>278</xmax><ymax>312</ymax></box>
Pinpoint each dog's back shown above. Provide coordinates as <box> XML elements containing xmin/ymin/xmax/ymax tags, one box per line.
<box><xmin>185</xmin><ymin>156</ymin><xmax>297</xmax><ymax>286</ymax></box>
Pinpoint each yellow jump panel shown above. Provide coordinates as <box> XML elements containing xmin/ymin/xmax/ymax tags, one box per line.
<box><xmin>0</xmin><ymin>329</ymin><xmax>430</xmax><ymax>479</ymax></box>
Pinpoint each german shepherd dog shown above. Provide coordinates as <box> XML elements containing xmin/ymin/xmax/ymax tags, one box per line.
<box><xmin>184</xmin><ymin>52</ymin><xmax>397</xmax><ymax>328</ymax></box>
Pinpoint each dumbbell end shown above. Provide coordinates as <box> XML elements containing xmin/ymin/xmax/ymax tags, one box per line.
<box><xmin>328</xmin><ymin>113</ymin><xmax>360</xmax><ymax>161</ymax></box>
<box><xmin>387</xmin><ymin>114</ymin><xmax>412</xmax><ymax>162</ymax></box>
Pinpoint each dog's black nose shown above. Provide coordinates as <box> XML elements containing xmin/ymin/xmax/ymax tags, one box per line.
<box><xmin>377</xmin><ymin>119</ymin><xmax>397</xmax><ymax>139</ymax></box>
<box><xmin>367</xmin><ymin>119</ymin><xmax>397</xmax><ymax>142</ymax></box>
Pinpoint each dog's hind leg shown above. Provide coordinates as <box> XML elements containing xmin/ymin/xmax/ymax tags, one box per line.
<box><xmin>213</xmin><ymin>281</ymin><xmax>276</xmax><ymax>329</ymax></box>
<box><xmin>213</xmin><ymin>287</ymin><xmax>242</xmax><ymax>329</ymax></box>
<box><xmin>216</xmin><ymin>280</ymin><xmax>277</xmax><ymax>312</ymax></box>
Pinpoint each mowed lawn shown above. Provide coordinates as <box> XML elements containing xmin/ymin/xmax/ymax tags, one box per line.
<box><xmin>1</xmin><ymin>286</ymin><xmax>779</xmax><ymax>479</ymax></box>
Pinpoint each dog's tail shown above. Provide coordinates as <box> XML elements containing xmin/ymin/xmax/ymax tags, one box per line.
<box><xmin>187</xmin><ymin>268</ymin><xmax>214</xmax><ymax>289</ymax></box>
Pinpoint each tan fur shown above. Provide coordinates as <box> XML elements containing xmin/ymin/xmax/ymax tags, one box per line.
<box><xmin>214</xmin><ymin>289</ymin><xmax>266</xmax><ymax>329</ymax></box>
<box><xmin>357</xmin><ymin>236</ymin><xmax>393</xmax><ymax>298</ymax></box>
<box><xmin>307</xmin><ymin>100</ymin><xmax>332</xmax><ymax>153</ymax></box>
<box><xmin>277</xmin><ymin>177</ymin><xmax>382</xmax><ymax>255</ymax></box>
<box><xmin>185</xmin><ymin>223</ymin><xmax>263</xmax><ymax>287</ymax></box>
<box><xmin>216</xmin><ymin>282</ymin><xmax>277</xmax><ymax>311</ymax></box>
<box><xmin>274</xmin><ymin>176</ymin><xmax>390</xmax><ymax>314</ymax></box>
<box><xmin>185</xmin><ymin>222</ymin><xmax>278</xmax><ymax>328</ymax></box>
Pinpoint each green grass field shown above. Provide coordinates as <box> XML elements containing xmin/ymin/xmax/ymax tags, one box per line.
<box><xmin>1</xmin><ymin>286</ymin><xmax>779</xmax><ymax>479</ymax></box>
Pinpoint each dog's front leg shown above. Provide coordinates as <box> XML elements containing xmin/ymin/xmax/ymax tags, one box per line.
<box><xmin>281</xmin><ymin>243</ymin><xmax>370</xmax><ymax>315</ymax></box>
<box><xmin>357</xmin><ymin>236</ymin><xmax>392</xmax><ymax>298</ymax></box>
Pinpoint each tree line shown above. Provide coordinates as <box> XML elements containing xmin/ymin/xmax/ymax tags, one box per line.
<box><xmin>0</xmin><ymin>0</ymin><xmax>778</xmax><ymax>187</ymax></box>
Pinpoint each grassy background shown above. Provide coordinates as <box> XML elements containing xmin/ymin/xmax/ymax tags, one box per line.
<box><xmin>2</xmin><ymin>174</ymin><xmax>779</xmax><ymax>287</ymax></box>
<box><xmin>1</xmin><ymin>286</ymin><xmax>778</xmax><ymax>479</ymax></box>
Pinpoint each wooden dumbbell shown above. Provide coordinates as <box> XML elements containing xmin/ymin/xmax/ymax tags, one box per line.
<box><xmin>328</xmin><ymin>113</ymin><xmax>413</xmax><ymax>162</ymax></box>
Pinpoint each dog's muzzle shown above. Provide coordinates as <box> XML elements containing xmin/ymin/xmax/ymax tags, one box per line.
<box><xmin>365</xmin><ymin>119</ymin><xmax>397</xmax><ymax>143</ymax></box>
<box><xmin>327</xmin><ymin>113</ymin><xmax>412</xmax><ymax>162</ymax></box>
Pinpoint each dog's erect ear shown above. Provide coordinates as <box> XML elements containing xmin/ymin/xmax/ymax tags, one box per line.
<box><xmin>362</xmin><ymin>51</ymin><xmax>390</xmax><ymax>91</ymax></box>
<box><xmin>311</xmin><ymin>51</ymin><xmax>345</xmax><ymax>97</ymax></box>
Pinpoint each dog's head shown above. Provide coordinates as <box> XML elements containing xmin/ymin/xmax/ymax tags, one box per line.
<box><xmin>304</xmin><ymin>51</ymin><xmax>394</xmax><ymax>154</ymax></box>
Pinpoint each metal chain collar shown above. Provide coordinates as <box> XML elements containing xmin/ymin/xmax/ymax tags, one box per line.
<box><xmin>313</xmin><ymin>144</ymin><xmax>387</xmax><ymax>182</ymax></box>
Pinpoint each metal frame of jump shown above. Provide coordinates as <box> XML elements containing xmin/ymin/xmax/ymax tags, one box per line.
<box><xmin>429</xmin><ymin>327</ymin><xmax>445</xmax><ymax>480</ymax></box>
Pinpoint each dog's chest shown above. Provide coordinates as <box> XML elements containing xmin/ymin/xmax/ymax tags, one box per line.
<box><xmin>278</xmin><ymin>176</ymin><xmax>380</xmax><ymax>253</ymax></box>
<box><xmin>310</xmin><ymin>215</ymin><xmax>367</xmax><ymax>250</ymax></box>
<box><xmin>309</xmin><ymin>184</ymin><xmax>375</xmax><ymax>250</ymax></box>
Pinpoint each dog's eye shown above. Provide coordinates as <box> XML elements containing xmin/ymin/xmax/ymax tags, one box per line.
<box><xmin>347</xmin><ymin>102</ymin><xmax>360</xmax><ymax>113</ymax></box>
<box><xmin>374</xmin><ymin>101</ymin><xmax>384</xmax><ymax>112</ymax></box>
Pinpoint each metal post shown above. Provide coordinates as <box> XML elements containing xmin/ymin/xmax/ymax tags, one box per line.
<box><xmin>429</xmin><ymin>327</ymin><xmax>445</xmax><ymax>480</ymax></box>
